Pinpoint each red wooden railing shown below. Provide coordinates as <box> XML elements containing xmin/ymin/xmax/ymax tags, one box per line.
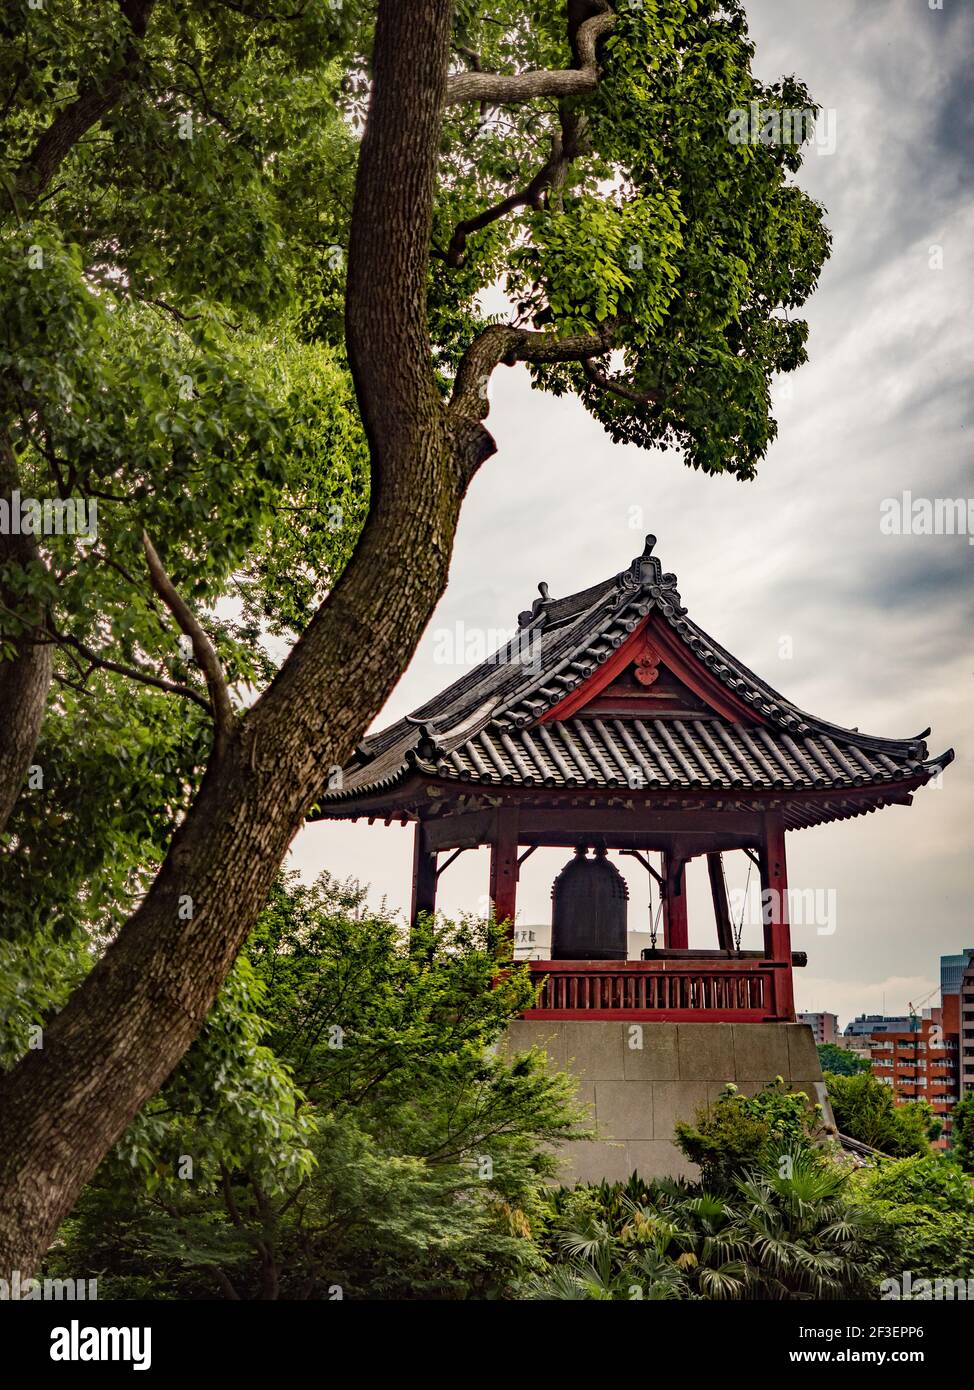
<box><xmin>522</xmin><ymin>958</ymin><xmax>792</xmax><ymax>1022</ymax></box>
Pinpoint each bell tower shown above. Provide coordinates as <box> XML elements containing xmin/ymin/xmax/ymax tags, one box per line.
<box><xmin>313</xmin><ymin>534</ymin><xmax>951</xmax><ymax>1184</ymax></box>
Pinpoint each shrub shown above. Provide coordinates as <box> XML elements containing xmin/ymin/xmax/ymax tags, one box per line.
<box><xmin>826</xmin><ymin>1072</ymin><xmax>935</xmax><ymax>1156</ymax></box>
<box><xmin>673</xmin><ymin>1079</ymin><xmax>820</xmax><ymax>1191</ymax></box>
<box><xmin>852</xmin><ymin>1154</ymin><xmax>974</xmax><ymax>1284</ymax></box>
<box><xmin>524</xmin><ymin>1147</ymin><xmax>895</xmax><ymax>1301</ymax></box>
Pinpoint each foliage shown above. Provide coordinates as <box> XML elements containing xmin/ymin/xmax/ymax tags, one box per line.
<box><xmin>524</xmin><ymin>1149</ymin><xmax>894</xmax><ymax>1301</ymax></box>
<box><xmin>817</xmin><ymin>1043</ymin><xmax>870</xmax><ymax>1076</ymax></box>
<box><xmin>0</xmin><ymin>1</ymin><xmax>370</xmax><ymax>1045</ymax></box>
<box><xmin>46</xmin><ymin>874</ymin><xmax>586</xmax><ymax>1299</ymax></box>
<box><xmin>673</xmin><ymin>1079</ymin><xmax>821</xmax><ymax>1191</ymax></box>
<box><xmin>440</xmin><ymin>0</ymin><xmax>830</xmax><ymax>477</ymax></box>
<box><xmin>731</xmin><ymin>1145</ymin><xmax>893</xmax><ymax>1299</ymax></box>
<box><xmin>856</xmin><ymin>1154</ymin><xmax>974</xmax><ymax>1213</ymax></box>
<box><xmin>950</xmin><ymin>1092</ymin><xmax>974</xmax><ymax>1175</ymax></box>
<box><xmin>852</xmin><ymin>1155</ymin><xmax>974</xmax><ymax>1283</ymax></box>
<box><xmin>825</xmin><ymin>1071</ymin><xmax>935</xmax><ymax>1157</ymax></box>
<box><xmin>43</xmin><ymin>870</ymin><xmax>974</xmax><ymax>1301</ymax></box>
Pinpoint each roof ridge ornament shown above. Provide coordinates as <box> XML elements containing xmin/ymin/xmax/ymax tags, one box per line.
<box><xmin>625</xmin><ymin>532</ymin><xmax>682</xmax><ymax>601</ymax></box>
<box><xmin>518</xmin><ymin>580</ymin><xmax>552</xmax><ymax>630</ymax></box>
<box><xmin>403</xmin><ymin>720</ymin><xmax>441</xmax><ymax>765</ymax></box>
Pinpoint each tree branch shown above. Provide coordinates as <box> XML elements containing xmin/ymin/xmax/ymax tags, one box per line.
<box><xmin>445</xmin><ymin>5</ymin><xmax>616</xmax><ymax>107</ymax></box>
<box><xmin>449</xmin><ymin>320</ymin><xmax>618</xmax><ymax>421</ymax></box>
<box><xmin>142</xmin><ymin>533</ymin><xmax>235</xmax><ymax>750</ymax></box>
<box><xmin>0</xmin><ymin>430</ymin><xmax>53</xmax><ymax>833</ymax></box>
<box><xmin>12</xmin><ymin>0</ymin><xmax>156</xmax><ymax>209</ymax></box>
<box><xmin>55</xmin><ymin>631</ymin><xmax>212</xmax><ymax>713</ymax></box>
<box><xmin>582</xmin><ymin>356</ymin><xmax>664</xmax><ymax>405</ymax></box>
<box><xmin>445</xmin><ymin>106</ymin><xmax>589</xmax><ymax>267</ymax></box>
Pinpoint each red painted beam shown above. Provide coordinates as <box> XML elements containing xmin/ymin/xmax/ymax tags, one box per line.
<box><xmin>527</xmin><ymin>958</ymin><xmax>784</xmax><ymax>974</ymax></box>
<box><xmin>538</xmin><ymin>620</ymin><xmax>651</xmax><ymax>723</ymax></box>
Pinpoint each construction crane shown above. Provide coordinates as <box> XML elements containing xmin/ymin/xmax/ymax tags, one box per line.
<box><xmin>907</xmin><ymin>983</ymin><xmax>940</xmax><ymax>1032</ymax></box>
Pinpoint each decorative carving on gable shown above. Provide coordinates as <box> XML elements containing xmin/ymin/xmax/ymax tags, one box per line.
<box><xmin>634</xmin><ymin>643</ymin><xmax>663</xmax><ymax>687</ymax></box>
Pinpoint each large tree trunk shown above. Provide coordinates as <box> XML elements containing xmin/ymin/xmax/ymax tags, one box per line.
<box><xmin>0</xmin><ymin>435</ymin><xmax>53</xmax><ymax>835</ymax></box>
<box><xmin>0</xmin><ymin>0</ymin><xmax>462</xmax><ymax>1280</ymax></box>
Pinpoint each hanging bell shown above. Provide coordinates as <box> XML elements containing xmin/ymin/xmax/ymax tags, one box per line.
<box><xmin>551</xmin><ymin>846</ymin><xmax>629</xmax><ymax>960</ymax></box>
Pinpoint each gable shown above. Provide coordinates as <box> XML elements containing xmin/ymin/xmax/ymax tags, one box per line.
<box><xmin>537</xmin><ymin>616</ymin><xmax>762</xmax><ymax>726</ymax></box>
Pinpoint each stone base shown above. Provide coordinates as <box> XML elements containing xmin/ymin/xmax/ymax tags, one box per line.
<box><xmin>502</xmin><ymin>1020</ymin><xmax>830</xmax><ymax>1186</ymax></box>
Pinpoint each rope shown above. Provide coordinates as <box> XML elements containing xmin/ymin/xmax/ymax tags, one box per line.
<box><xmin>734</xmin><ymin>858</ymin><xmax>752</xmax><ymax>951</ymax></box>
<box><xmin>648</xmin><ymin>858</ymin><xmax>664</xmax><ymax>949</ymax></box>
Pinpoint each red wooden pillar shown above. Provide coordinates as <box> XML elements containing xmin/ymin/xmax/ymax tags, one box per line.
<box><xmin>759</xmin><ymin>812</ymin><xmax>795</xmax><ymax>1019</ymax></box>
<box><xmin>410</xmin><ymin>821</ymin><xmax>437</xmax><ymax>931</ymax></box>
<box><xmin>489</xmin><ymin>807</ymin><xmax>519</xmax><ymax>938</ymax></box>
<box><xmin>662</xmin><ymin>851</ymin><xmax>689</xmax><ymax>949</ymax></box>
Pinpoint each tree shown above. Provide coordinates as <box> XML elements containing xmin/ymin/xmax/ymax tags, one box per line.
<box><xmin>817</xmin><ymin>1043</ymin><xmax>870</xmax><ymax>1077</ymax></box>
<box><xmin>0</xmin><ymin>0</ymin><xmax>829</xmax><ymax>1275</ymax></box>
<box><xmin>951</xmin><ymin>1093</ymin><xmax>974</xmax><ymax>1175</ymax></box>
<box><xmin>45</xmin><ymin>875</ymin><xmax>583</xmax><ymax>1299</ymax></box>
<box><xmin>825</xmin><ymin>1072</ymin><xmax>935</xmax><ymax>1157</ymax></box>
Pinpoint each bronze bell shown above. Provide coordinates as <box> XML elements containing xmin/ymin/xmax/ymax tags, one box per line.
<box><xmin>551</xmin><ymin>846</ymin><xmax>629</xmax><ymax>960</ymax></box>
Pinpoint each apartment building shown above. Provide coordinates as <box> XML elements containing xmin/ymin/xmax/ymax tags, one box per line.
<box><xmin>798</xmin><ymin>1011</ymin><xmax>840</xmax><ymax>1044</ymax></box>
<box><xmin>941</xmin><ymin>950</ymin><xmax>974</xmax><ymax>1097</ymax></box>
<box><xmin>868</xmin><ymin>1011</ymin><xmax>959</xmax><ymax>1149</ymax></box>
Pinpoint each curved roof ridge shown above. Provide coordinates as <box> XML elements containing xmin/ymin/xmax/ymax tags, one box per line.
<box><xmin>667</xmin><ymin>607</ymin><xmax>932</xmax><ymax>757</ymax></box>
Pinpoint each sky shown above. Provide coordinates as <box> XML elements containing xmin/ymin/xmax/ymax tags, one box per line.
<box><xmin>291</xmin><ymin>0</ymin><xmax>974</xmax><ymax>1030</ymax></box>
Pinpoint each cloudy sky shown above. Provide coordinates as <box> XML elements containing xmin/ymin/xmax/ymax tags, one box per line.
<box><xmin>292</xmin><ymin>0</ymin><xmax>973</xmax><ymax>1029</ymax></box>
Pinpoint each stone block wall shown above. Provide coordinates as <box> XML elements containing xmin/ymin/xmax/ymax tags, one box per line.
<box><xmin>502</xmin><ymin>1020</ymin><xmax>830</xmax><ymax>1185</ymax></box>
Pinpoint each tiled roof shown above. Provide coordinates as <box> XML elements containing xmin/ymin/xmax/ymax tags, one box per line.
<box><xmin>314</xmin><ymin>536</ymin><xmax>951</xmax><ymax>824</ymax></box>
<box><xmin>440</xmin><ymin>715</ymin><xmax>933</xmax><ymax>793</ymax></box>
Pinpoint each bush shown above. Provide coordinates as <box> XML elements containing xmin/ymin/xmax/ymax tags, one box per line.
<box><xmin>825</xmin><ymin>1071</ymin><xmax>935</xmax><ymax>1156</ymax></box>
<box><xmin>524</xmin><ymin>1147</ymin><xmax>896</xmax><ymax>1301</ymax></box>
<box><xmin>673</xmin><ymin>1079</ymin><xmax>820</xmax><ymax>1192</ymax></box>
<box><xmin>852</xmin><ymin>1155</ymin><xmax>974</xmax><ymax>1284</ymax></box>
